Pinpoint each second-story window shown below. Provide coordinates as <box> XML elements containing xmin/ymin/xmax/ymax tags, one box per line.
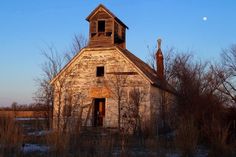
<box><xmin>96</xmin><ymin>66</ymin><xmax>104</xmax><ymax>77</ymax></box>
<box><xmin>98</xmin><ymin>20</ymin><xmax>105</xmax><ymax>32</ymax></box>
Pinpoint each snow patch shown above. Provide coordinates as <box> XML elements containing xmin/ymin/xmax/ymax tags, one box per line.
<box><xmin>15</xmin><ymin>118</ymin><xmax>46</xmax><ymax>121</ymax></box>
<box><xmin>27</xmin><ymin>130</ymin><xmax>51</xmax><ymax>136</ymax></box>
<box><xmin>21</xmin><ymin>144</ymin><xmax>49</xmax><ymax>153</ymax></box>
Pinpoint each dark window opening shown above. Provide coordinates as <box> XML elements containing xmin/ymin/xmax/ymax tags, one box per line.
<box><xmin>98</xmin><ymin>21</ymin><xmax>105</xmax><ymax>32</ymax></box>
<box><xmin>96</xmin><ymin>66</ymin><xmax>104</xmax><ymax>77</ymax></box>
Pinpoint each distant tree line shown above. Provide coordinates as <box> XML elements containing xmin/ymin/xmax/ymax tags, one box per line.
<box><xmin>0</xmin><ymin>102</ymin><xmax>49</xmax><ymax>111</ymax></box>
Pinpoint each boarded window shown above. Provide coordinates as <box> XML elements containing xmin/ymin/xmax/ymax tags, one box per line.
<box><xmin>96</xmin><ymin>66</ymin><xmax>104</xmax><ymax>77</ymax></box>
<box><xmin>98</xmin><ymin>20</ymin><xmax>105</xmax><ymax>32</ymax></box>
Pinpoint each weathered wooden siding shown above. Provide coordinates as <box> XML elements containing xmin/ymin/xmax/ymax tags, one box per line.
<box><xmin>88</xmin><ymin>9</ymin><xmax>126</xmax><ymax>48</ymax></box>
<box><xmin>53</xmin><ymin>47</ymin><xmax>151</xmax><ymax>128</ymax></box>
<box><xmin>150</xmin><ymin>85</ymin><xmax>176</xmax><ymax>133</ymax></box>
<box><xmin>150</xmin><ymin>86</ymin><xmax>162</xmax><ymax>128</ymax></box>
<box><xmin>90</xmin><ymin>10</ymin><xmax>112</xmax><ymax>21</ymax></box>
<box><xmin>89</xmin><ymin>10</ymin><xmax>114</xmax><ymax>47</ymax></box>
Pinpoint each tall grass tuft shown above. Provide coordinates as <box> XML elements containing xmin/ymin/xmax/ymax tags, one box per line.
<box><xmin>204</xmin><ymin>119</ymin><xmax>234</xmax><ymax>157</ymax></box>
<box><xmin>175</xmin><ymin>117</ymin><xmax>198</xmax><ymax>157</ymax></box>
<box><xmin>46</xmin><ymin>127</ymin><xmax>115</xmax><ymax>157</ymax></box>
<box><xmin>0</xmin><ymin>116</ymin><xmax>23</xmax><ymax>157</ymax></box>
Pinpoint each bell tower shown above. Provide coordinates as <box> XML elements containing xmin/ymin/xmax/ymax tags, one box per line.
<box><xmin>86</xmin><ymin>4</ymin><xmax>128</xmax><ymax>49</ymax></box>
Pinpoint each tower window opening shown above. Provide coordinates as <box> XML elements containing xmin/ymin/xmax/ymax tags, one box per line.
<box><xmin>98</xmin><ymin>20</ymin><xmax>105</xmax><ymax>32</ymax></box>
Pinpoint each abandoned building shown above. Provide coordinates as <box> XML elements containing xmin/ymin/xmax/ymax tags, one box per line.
<box><xmin>50</xmin><ymin>4</ymin><xmax>175</xmax><ymax>132</ymax></box>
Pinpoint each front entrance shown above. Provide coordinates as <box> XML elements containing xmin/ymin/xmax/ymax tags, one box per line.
<box><xmin>93</xmin><ymin>98</ymin><xmax>105</xmax><ymax>127</ymax></box>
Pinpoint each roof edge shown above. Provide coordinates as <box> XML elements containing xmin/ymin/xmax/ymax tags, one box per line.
<box><xmin>50</xmin><ymin>47</ymin><xmax>118</xmax><ymax>85</ymax></box>
<box><xmin>50</xmin><ymin>46</ymin><xmax>176</xmax><ymax>94</ymax></box>
<box><xmin>114</xmin><ymin>46</ymin><xmax>154</xmax><ymax>84</ymax></box>
<box><xmin>86</xmin><ymin>4</ymin><xmax>128</xmax><ymax>29</ymax></box>
<box><xmin>50</xmin><ymin>47</ymin><xmax>87</xmax><ymax>85</ymax></box>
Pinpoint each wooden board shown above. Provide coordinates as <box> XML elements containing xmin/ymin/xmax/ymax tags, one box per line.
<box><xmin>89</xmin><ymin>87</ymin><xmax>111</xmax><ymax>98</ymax></box>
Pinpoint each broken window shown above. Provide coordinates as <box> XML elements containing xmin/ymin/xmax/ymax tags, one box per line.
<box><xmin>98</xmin><ymin>20</ymin><xmax>105</xmax><ymax>32</ymax></box>
<box><xmin>96</xmin><ymin>66</ymin><xmax>104</xmax><ymax>77</ymax></box>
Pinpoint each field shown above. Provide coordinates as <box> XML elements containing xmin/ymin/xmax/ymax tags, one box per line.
<box><xmin>0</xmin><ymin>110</ymin><xmax>47</xmax><ymax>118</ymax></box>
<box><xmin>0</xmin><ymin>115</ymin><xmax>235</xmax><ymax>157</ymax></box>
<box><xmin>13</xmin><ymin>120</ymin><xmax>208</xmax><ymax>157</ymax></box>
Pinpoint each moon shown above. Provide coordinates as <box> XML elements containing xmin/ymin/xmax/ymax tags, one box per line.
<box><xmin>203</xmin><ymin>16</ymin><xmax>208</xmax><ymax>21</ymax></box>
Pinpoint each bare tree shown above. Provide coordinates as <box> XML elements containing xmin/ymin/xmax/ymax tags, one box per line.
<box><xmin>222</xmin><ymin>45</ymin><xmax>236</xmax><ymax>75</ymax></box>
<box><xmin>146</xmin><ymin>45</ymin><xmax>156</xmax><ymax>70</ymax></box>
<box><xmin>11</xmin><ymin>102</ymin><xmax>18</xmax><ymax>118</ymax></box>
<box><xmin>65</xmin><ymin>34</ymin><xmax>87</xmax><ymax>62</ymax></box>
<box><xmin>146</xmin><ymin>45</ymin><xmax>175</xmax><ymax>81</ymax></box>
<box><xmin>146</xmin><ymin>44</ymin><xmax>235</xmax><ymax>151</ymax></box>
<box><xmin>215</xmin><ymin>45</ymin><xmax>236</xmax><ymax>105</ymax></box>
<box><xmin>123</xmin><ymin>87</ymin><xmax>145</xmax><ymax>135</ymax></box>
<box><xmin>62</xmin><ymin>87</ymin><xmax>83</xmax><ymax>133</ymax></box>
<box><xmin>52</xmin><ymin>63</ymin><xmax>84</xmax><ymax>131</ymax></box>
<box><xmin>34</xmin><ymin>45</ymin><xmax>64</xmax><ymax>129</ymax></box>
<box><xmin>170</xmin><ymin>53</ymin><xmax>234</xmax><ymax>146</ymax></box>
<box><xmin>105</xmin><ymin>69</ymin><xmax>128</xmax><ymax>131</ymax></box>
<box><xmin>35</xmin><ymin>34</ymin><xmax>87</xmax><ymax>129</ymax></box>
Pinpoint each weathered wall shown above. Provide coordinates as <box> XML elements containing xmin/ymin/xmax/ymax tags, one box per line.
<box><xmin>150</xmin><ymin>85</ymin><xmax>176</xmax><ymax>134</ymax></box>
<box><xmin>53</xmin><ymin>47</ymin><xmax>152</xmax><ymax>128</ymax></box>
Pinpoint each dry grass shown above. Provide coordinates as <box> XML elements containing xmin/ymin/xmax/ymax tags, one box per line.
<box><xmin>175</xmin><ymin>117</ymin><xmax>199</xmax><ymax>157</ymax></box>
<box><xmin>0</xmin><ymin>110</ymin><xmax>47</xmax><ymax>118</ymax></box>
<box><xmin>0</xmin><ymin>116</ymin><xmax>23</xmax><ymax>157</ymax></box>
<box><xmin>45</xmin><ymin>128</ymin><xmax>116</xmax><ymax>157</ymax></box>
<box><xmin>205</xmin><ymin>121</ymin><xmax>234</xmax><ymax>157</ymax></box>
<box><xmin>0</xmin><ymin>116</ymin><xmax>235</xmax><ymax>157</ymax></box>
<box><xmin>44</xmin><ymin>127</ymin><xmax>175</xmax><ymax>157</ymax></box>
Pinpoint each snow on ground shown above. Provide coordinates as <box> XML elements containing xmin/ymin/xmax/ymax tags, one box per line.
<box><xmin>27</xmin><ymin>130</ymin><xmax>52</xmax><ymax>136</ymax></box>
<box><xmin>112</xmin><ymin>147</ymin><xmax>208</xmax><ymax>157</ymax></box>
<box><xmin>15</xmin><ymin>118</ymin><xmax>46</xmax><ymax>121</ymax></box>
<box><xmin>21</xmin><ymin>144</ymin><xmax>49</xmax><ymax>153</ymax></box>
<box><xmin>195</xmin><ymin>147</ymin><xmax>209</xmax><ymax>157</ymax></box>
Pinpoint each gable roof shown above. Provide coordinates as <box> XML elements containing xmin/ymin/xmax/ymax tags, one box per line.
<box><xmin>115</xmin><ymin>47</ymin><xmax>176</xmax><ymax>94</ymax></box>
<box><xmin>86</xmin><ymin>4</ymin><xmax>129</xmax><ymax>29</ymax></box>
<box><xmin>50</xmin><ymin>46</ymin><xmax>176</xmax><ymax>94</ymax></box>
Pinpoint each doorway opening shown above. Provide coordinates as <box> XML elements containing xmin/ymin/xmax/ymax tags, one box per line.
<box><xmin>93</xmin><ymin>98</ymin><xmax>105</xmax><ymax>127</ymax></box>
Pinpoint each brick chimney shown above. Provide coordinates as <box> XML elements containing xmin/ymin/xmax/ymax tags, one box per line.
<box><xmin>156</xmin><ymin>38</ymin><xmax>164</xmax><ymax>80</ymax></box>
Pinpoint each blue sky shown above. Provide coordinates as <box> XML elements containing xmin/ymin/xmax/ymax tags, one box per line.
<box><xmin>0</xmin><ymin>0</ymin><xmax>236</xmax><ymax>106</ymax></box>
